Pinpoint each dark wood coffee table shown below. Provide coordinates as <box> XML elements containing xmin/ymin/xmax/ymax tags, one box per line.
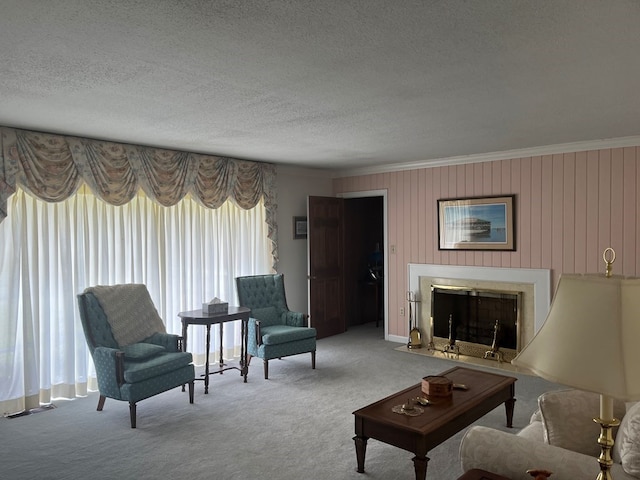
<box><xmin>353</xmin><ymin>366</ymin><xmax>516</xmax><ymax>480</ymax></box>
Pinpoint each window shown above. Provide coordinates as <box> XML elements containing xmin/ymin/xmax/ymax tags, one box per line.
<box><xmin>0</xmin><ymin>186</ymin><xmax>272</xmax><ymax>414</ymax></box>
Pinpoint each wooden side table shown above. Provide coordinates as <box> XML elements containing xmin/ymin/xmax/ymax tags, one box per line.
<box><xmin>457</xmin><ymin>469</ymin><xmax>511</xmax><ymax>480</ymax></box>
<box><xmin>178</xmin><ymin>306</ymin><xmax>251</xmax><ymax>393</ymax></box>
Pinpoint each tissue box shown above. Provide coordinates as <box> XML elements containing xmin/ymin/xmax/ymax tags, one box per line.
<box><xmin>202</xmin><ymin>302</ymin><xmax>228</xmax><ymax>314</ymax></box>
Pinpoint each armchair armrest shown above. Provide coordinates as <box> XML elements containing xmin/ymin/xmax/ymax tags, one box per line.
<box><xmin>92</xmin><ymin>347</ymin><xmax>126</xmax><ymax>397</ymax></box>
<box><xmin>255</xmin><ymin>319</ymin><xmax>263</xmax><ymax>346</ymax></box>
<box><xmin>282</xmin><ymin>311</ymin><xmax>307</xmax><ymax>327</ymax></box>
<box><xmin>460</xmin><ymin>426</ymin><xmax>633</xmax><ymax>480</ymax></box>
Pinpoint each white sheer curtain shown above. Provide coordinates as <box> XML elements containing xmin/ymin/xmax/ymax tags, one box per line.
<box><xmin>0</xmin><ymin>186</ymin><xmax>272</xmax><ymax>415</ymax></box>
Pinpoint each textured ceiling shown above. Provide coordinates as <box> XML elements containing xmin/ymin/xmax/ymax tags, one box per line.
<box><xmin>2</xmin><ymin>0</ymin><xmax>640</xmax><ymax>171</ymax></box>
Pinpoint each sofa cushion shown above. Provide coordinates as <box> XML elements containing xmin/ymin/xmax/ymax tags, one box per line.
<box><xmin>122</xmin><ymin>342</ymin><xmax>165</xmax><ymax>360</ymax></box>
<box><xmin>539</xmin><ymin>389</ymin><xmax>625</xmax><ymax>457</ymax></box>
<box><xmin>613</xmin><ymin>401</ymin><xmax>640</xmax><ymax>476</ymax></box>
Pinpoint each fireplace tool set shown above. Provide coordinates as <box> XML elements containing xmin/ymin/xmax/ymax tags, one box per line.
<box><xmin>406</xmin><ymin>291</ymin><xmax>422</xmax><ymax>349</ymax></box>
<box><xmin>442</xmin><ymin>313</ymin><xmax>460</xmax><ymax>356</ymax></box>
<box><xmin>483</xmin><ymin>319</ymin><xmax>505</xmax><ymax>362</ymax></box>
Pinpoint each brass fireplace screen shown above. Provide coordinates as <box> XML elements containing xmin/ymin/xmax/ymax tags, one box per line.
<box><xmin>430</xmin><ymin>285</ymin><xmax>522</xmax><ymax>362</ymax></box>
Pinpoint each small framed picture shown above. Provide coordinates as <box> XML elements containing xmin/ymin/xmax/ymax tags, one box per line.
<box><xmin>437</xmin><ymin>195</ymin><xmax>515</xmax><ymax>251</ymax></box>
<box><xmin>293</xmin><ymin>216</ymin><xmax>307</xmax><ymax>239</ymax></box>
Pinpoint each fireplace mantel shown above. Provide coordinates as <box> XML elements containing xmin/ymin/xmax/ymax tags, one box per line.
<box><xmin>400</xmin><ymin>264</ymin><xmax>551</xmax><ymax>348</ymax></box>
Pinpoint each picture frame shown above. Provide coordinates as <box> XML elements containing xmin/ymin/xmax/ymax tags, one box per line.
<box><xmin>437</xmin><ymin>195</ymin><xmax>515</xmax><ymax>251</ymax></box>
<box><xmin>293</xmin><ymin>216</ymin><xmax>308</xmax><ymax>239</ymax></box>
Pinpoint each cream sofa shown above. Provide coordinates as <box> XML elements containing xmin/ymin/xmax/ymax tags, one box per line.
<box><xmin>459</xmin><ymin>389</ymin><xmax>640</xmax><ymax>480</ymax></box>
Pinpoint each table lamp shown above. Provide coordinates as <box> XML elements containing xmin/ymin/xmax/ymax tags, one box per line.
<box><xmin>512</xmin><ymin>248</ymin><xmax>640</xmax><ymax>480</ymax></box>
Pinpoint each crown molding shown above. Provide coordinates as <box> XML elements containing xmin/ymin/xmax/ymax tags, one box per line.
<box><xmin>335</xmin><ymin>136</ymin><xmax>640</xmax><ymax>178</ymax></box>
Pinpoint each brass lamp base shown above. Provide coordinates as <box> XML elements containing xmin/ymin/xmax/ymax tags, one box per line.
<box><xmin>594</xmin><ymin>417</ymin><xmax>621</xmax><ymax>480</ymax></box>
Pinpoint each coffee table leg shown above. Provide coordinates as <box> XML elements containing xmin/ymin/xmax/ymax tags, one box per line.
<box><xmin>504</xmin><ymin>383</ymin><xmax>516</xmax><ymax>427</ymax></box>
<box><xmin>505</xmin><ymin>397</ymin><xmax>516</xmax><ymax>428</ymax></box>
<box><xmin>412</xmin><ymin>455</ymin><xmax>429</xmax><ymax>480</ymax></box>
<box><xmin>353</xmin><ymin>435</ymin><xmax>368</xmax><ymax>473</ymax></box>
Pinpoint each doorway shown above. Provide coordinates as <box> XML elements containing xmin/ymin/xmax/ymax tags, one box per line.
<box><xmin>342</xmin><ymin>192</ymin><xmax>386</xmax><ymax>331</ymax></box>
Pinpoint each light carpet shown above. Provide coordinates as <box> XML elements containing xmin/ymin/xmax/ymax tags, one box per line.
<box><xmin>1</xmin><ymin>322</ymin><xmax>560</xmax><ymax>480</ymax></box>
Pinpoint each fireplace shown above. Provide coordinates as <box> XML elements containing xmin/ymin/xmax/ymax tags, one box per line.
<box><xmin>403</xmin><ymin>264</ymin><xmax>551</xmax><ymax>368</ymax></box>
<box><xmin>430</xmin><ymin>285</ymin><xmax>522</xmax><ymax>362</ymax></box>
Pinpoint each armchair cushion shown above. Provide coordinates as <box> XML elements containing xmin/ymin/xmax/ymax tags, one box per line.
<box><xmin>123</xmin><ymin>351</ymin><xmax>193</xmax><ymax>383</ymax></box>
<box><xmin>122</xmin><ymin>343</ymin><xmax>166</xmax><ymax>360</ymax></box>
<box><xmin>614</xmin><ymin>401</ymin><xmax>640</xmax><ymax>476</ymax></box>
<box><xmin>538</xmin><ymin>389</ymin><xmax>625</xmax><ymax>457</ymax></box>
<box><xmin>261</xmin><ymin>325</ymin><xmax>317</xmax><ymax>345</ymax></box>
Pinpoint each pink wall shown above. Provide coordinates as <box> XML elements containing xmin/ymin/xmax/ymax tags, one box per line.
<box><xmin>333</xmin><ymin>146</ymin><xmax>640</xmax><ymax>338</ymax></box>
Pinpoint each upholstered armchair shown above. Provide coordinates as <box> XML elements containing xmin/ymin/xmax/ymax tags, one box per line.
<box><xmin>235</xmin><ymin>274</ymin><xmax>316</xmax><ymax>379</ymax></box>
<box><xmin>460</xmin><ymin>389</ymin><xmax>640</xmax><ymax>479</ymax></box>
<box><xmin>77</xmin><ymin>284</ymin><xmax>195</xmax><ymax>428</ymax></box>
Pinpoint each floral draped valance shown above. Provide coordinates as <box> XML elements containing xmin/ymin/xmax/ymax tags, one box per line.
<box><xmin>0</xmin><ymin>127</ymin><xmax>278</xmax><ymax>266</ymax></box>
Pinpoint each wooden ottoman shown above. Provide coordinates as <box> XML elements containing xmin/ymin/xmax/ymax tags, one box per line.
<box><xmin>457</xmin><ymin>469</ymin><xmax>511</xmax><ymax>480</ymax></box>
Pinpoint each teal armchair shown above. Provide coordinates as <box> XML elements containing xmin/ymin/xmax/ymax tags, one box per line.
<box><xmin>236</xmin><ymin>274</ymin><xmax>316</xmax><ymax>379</ymax></box>
<box><xmin>77</xmin><ymin>284</ymin><xmax>195</xmax><ymax>428</ymax></box>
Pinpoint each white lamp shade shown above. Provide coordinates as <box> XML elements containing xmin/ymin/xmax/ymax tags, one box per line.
<box><xmin>512</xmin><ymin>274</ymin><xmax>640</xmax><ymax>401</ymax></box>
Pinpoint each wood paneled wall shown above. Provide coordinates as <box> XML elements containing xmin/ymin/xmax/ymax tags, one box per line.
<box><xmin>333</xmin><ymin>147</ymin><xmax>640</xmax><ymax>338</ymax></box>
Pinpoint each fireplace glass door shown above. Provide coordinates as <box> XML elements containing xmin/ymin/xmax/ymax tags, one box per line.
<box><xmin>431</xmin><ymin>285</ymin><xmax>521</xmax><ymax>360</ymax></box>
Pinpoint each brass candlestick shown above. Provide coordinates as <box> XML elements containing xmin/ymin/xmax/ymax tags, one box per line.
<box><xmin>594</xmin><ymin>416</ymin><xmax>619</xmax><ymax>480</ymax></box>
<box><xmin>596</xmin><ymin>248</ymin><xmax>619</xmax><ymax>480</ymax></box>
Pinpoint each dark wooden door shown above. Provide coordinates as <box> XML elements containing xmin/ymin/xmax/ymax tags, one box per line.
<box><xmin>308</xmin><ymin>196</ymin><xmax>346</xmax><ymax>339</ymax></box>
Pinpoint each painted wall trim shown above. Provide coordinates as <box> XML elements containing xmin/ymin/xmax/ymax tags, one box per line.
<box><xmin>336</xmin><ymin>135</ymin><xmax>640</xmax><ymax>178</ymax></box>
<box><xmin>338</xmin><ymin>189</ymin><xmax>389</xmax><ymax>340</ymax></box>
